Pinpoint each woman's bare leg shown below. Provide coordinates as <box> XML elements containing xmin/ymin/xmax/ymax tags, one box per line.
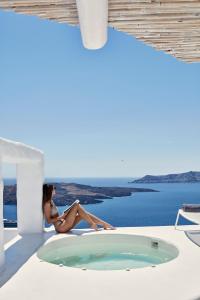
<box><xmin>72</xmin><ymin>215</ymin><xmax>82</xmax><ymax>228</ymax></box>
<box><xmin>77</xmin><ymin>205</ymin><xmax>115</xmax><ymax>230</ymax></box>
<box><xmin>67</xmin><ymin>210</ymin><xmax>114</xmax><ymax>229</ymax></box>
<box><xmin>60</xmin><ymin>203</ymin><xmax>115</xmax><ymax>231</ymax></box>
<box><xmin>57</xmin><ymin>205</ymin><xmax>80</xmax><ymax>233</ymax></box>
<box><xmin>87</xmin><ymin>212</ymin><xmax>115</xmax><ymax>229</ymax></box>
<box><xmin>56</xmin><ymin>204</ymin><xmax>97</xmax><ymax>233</ymax></box>
<box><xmin>75</xmin><ymin>204</ymin><xmax>98</xmax><ymax>230</ymax></box>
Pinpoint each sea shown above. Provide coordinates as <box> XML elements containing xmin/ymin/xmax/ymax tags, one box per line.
<box><xmin>3</xmin><ymin>177</ymin><xmax>200</xmax><ymax>228</ymax></box>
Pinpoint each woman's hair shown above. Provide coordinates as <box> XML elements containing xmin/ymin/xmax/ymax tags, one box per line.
<box><xmin>42</xmin><ymin>184</ymin><xmax>54</xmax><ymax>213</ymax></box>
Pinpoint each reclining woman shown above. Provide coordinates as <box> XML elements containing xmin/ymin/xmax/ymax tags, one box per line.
<box><xmin>43</xmin><ymin>184</ymin><xmax>115</xmax><ymax>233</ymax></box>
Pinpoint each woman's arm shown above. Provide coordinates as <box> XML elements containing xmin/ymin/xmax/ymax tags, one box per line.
<box><xmin>44</xmin><ymin>203</ymin><xmax>64</xmax><ymax>224</ymax></box>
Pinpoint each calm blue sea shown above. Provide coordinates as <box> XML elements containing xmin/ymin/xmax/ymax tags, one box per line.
<box><xmin>3</xmin><ymin>177</ymin><xmax>200</xmax><ymax>228</ymax></box>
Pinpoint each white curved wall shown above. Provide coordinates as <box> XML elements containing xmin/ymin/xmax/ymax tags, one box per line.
<box><xmin>0</xmin><ymin>137</ymin><xmax>44</xmax><ymax>271</ymax></box>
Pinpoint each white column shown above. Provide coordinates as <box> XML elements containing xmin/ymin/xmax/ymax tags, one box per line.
<box><xmin>16</xmin><ymin>161</ymin><xmax>44</xmax><ymax>234</ymax></box>
<box><xmin>0</xmin><ymin>157</ymin><xmax>5</xmax><ymax>271</ymax></box>
<box><xmin>76</xmin><ymin>0</ymin><xmax>108</xmax><ymax>49</ymax></box>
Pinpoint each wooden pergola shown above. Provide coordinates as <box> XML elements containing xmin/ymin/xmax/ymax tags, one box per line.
<box><xmin>1</xmin><ymin>0</ymin><xmax>200</xmax><ymax>62</ymax></box>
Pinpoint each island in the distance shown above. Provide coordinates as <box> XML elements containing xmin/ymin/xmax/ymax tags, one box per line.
<box><xmin>4</xmin><ymin>182</ymin><xmax>158</xmax><ymax>206</ymax></box>
<box><xmin>130</xmin><ymin>171</ymin><xmax>200</xmax><ymax>184</ymax></box>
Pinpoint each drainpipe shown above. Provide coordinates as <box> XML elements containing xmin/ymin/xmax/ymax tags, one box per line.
<box><xmin>0</xmin><ymin>157</ymin><xmax>5</xmax><ymax>271</ymax></box>
<box><xmin>76</xmin><ymin>0</ymin><xmax>108</xmax><ymax>49</ymax></box>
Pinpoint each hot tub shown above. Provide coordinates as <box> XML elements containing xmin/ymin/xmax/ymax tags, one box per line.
<box><xmin>37</xmin><ymin>233</ymin><xmax>179</xmax><ymax>271</ymax></box>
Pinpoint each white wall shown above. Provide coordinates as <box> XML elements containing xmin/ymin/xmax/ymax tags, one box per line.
<box><xmin>17</xmin><ymin>161</ymin><xmax>44</xmax><ymax>234</ymax></box>
<box><xmin>0</xmin><ymin>158</ymin><xmax>5</xmax><ymax>271</ymax></box>
<box><xmin>0</xmin><ymin>138</ymin><xmax>44</xmax><ymax>271</ymax></box>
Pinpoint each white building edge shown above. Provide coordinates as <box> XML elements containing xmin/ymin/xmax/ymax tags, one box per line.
<box><xmin>0</xmin><ymin>137</ymin><xmax>44</xmax><ymax>271</ymax></box>
<box><xmin>1</xmin><ymin>137</ymin><xmax>200</xmax><ymax>300</ymax></box>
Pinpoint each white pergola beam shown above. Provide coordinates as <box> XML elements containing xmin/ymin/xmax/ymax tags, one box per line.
<box><xmin>76</xmin><ymin>0</ymin><xmax>108</xmax><ymax>49</ymax></box>
<box><xmin>0</xmin><ymin>138</ymin><xmax>43</xmax><ymax>164</ymax></box>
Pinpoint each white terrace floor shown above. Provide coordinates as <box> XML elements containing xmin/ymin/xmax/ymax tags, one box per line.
<box><xmin>1</xmin><ymin>225</ymin><xmax>200</xmax><ymax>300</ymax></box>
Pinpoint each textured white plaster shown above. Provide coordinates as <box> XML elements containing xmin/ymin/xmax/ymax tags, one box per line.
<box><xmin>0</xmin><ymin>137</ymin><xmax>44</xmax><ymax>270</ymax></box>
<box><xmin>17</xmin><ymin>161</ymin><xmax>44</xmax><ymax>234</ymax></box>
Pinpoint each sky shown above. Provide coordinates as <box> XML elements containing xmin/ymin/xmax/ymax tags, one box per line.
<box><xmin>0</xmin><ymin>10</ymin><xmax>200</xmax><ymax>178</ymax></box>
